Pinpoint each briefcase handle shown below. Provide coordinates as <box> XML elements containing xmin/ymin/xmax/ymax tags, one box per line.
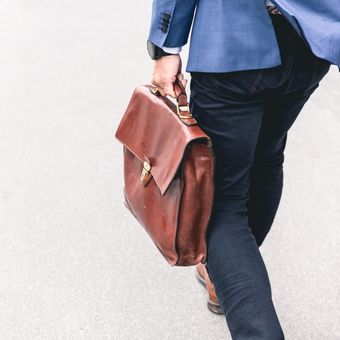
<box><xmin>150</xmin><ymin>78</ymin><xmax>197</xmax><ymax>126</ymax></box>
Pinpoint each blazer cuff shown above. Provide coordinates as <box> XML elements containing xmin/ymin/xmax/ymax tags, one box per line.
<box><xmin>162</xmin><ymin>46</ymin><xmax>182</xmax><ymax>54</ymax></box>
<box><xmin>148</xmin><ymin>0</ymin><xmax>198</xmax><ymax>48</ymax></box>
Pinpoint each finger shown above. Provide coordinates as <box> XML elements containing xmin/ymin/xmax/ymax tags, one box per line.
<box><xmin>151</xmin><ymin>80</ymin><xmax>164</xmax><ymax>96</ymax></box>
<box><xmin>151</xmin><ymin>78</ymin><xmax>161</xmax><ymax>90</ymax></box>
<box><xmin>177</xmin><ymin>73</ymin><xmax>187</xmax><ymax>89</ymax></box>
<box><xmin>177</xmin><ymin>73</ymin><xmax>184</xmax><ymax>81</ymax></box>
<box><xmin>157</xmin><ymin>87</ymin><xmax>166</xmax><ymax>97</ymax></box>
<box><xmin>152</xmin><ymin>83</ymin><xmax>168</xmax><ymax>97</ymax></box>
<box><xmin>181</xmin><ymin>78</ymin><xmax>188</xmax><ymax>88</ymax></box>
<box><xmin>164</xmin><ymin>84</ymin><xmax>176</xmax><ymax>98</ymax></box>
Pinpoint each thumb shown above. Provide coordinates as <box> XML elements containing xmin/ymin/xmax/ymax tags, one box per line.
<box><xmin>163</xmin><ymin>83</ymin><xmax>176</xmax><ymax>98</ymax></box>
<box><xmin>177</xmin><ymin>73</ymin><xmax>188</xmax><ymax>89</ymax></box>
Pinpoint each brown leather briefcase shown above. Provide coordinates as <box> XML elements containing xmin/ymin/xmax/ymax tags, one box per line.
<box><xmin>115</xmin><ymin>80</ymin><xmax>215</xmax><ymax>266</ymax></box>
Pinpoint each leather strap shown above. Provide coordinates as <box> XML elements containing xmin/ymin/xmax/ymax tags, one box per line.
<box><xmin>173</xmin><ymin>78</ymin><xmax>196</xmax><ymax>125</ymax></box>
<box><xmin>149</xmin><ymin>77</ymin><xmax>197</xmax><ymax>126</ymax></box>
<box><xmin>173</xmin><ymin>79</ymin><xmax>188</xmax><ymax>108</ymax></box>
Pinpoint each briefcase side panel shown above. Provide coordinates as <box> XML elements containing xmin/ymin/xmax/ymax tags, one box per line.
<box><xmin>175</xmin><ymin>142</ymin><xmax>215</xmax><ymax>266</ymax></box>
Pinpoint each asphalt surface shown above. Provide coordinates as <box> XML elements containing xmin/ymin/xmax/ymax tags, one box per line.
<box><xmin>0</xmin><ymin>1</ymin><xmax>339</xmax><ymax>339</ymax></box>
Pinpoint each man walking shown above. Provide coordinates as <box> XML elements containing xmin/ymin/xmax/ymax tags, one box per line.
<box><xmin>146</xmin><ymin>1</ymin><xmax>336</xmax><ymax>338</ymax></box>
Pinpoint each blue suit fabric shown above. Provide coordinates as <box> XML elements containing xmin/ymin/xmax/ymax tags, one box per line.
<box><xmin>148</xmin><ymin>0</ymin><xmax>340</xmax><ymax>72</ymax></box>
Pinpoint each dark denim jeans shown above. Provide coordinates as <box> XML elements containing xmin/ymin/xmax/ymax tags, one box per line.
<box><xmin>189</xmin><ymin>13</ymin><xmax>331</xmax><ymax>340</ymax></box>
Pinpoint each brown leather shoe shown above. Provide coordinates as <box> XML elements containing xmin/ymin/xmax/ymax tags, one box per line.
<box><xmin>196</xmin><ymin>263</ymin><xmax>223</xmax><ymax>315</ymax></box>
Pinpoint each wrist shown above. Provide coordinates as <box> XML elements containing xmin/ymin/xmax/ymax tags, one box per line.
<box><xmin>147</xmin><ymin>39</ymin><xmax>181</xmax><ymax>60</ymax></box>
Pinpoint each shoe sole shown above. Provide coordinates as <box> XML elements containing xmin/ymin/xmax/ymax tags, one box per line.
<box><xmin>195</xmin><ymin>269</ymin><xmax>224</xmax><ymax>315</ymax></box>
<box><xmin>207</xmin><ymin>300</ymin><xmax>224</xmax><ymax>315</ymax></box>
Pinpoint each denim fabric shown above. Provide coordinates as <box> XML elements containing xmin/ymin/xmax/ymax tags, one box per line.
<box><xmin>189</xmin><ymin>14</ymin><xmax>331</xmax><ymax>340</ymax></box>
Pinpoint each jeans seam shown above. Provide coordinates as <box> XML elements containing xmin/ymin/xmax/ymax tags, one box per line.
<box><xmin>250</xmin><ymin>70</ymin><xmax>264</xmax><ymax>94</ymax></box>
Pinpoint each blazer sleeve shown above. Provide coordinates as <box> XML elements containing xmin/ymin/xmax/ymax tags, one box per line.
<box><xmin>148</xmin><ymin>0</ymin><xmax>198</xmax><ymax>48</ymax></box>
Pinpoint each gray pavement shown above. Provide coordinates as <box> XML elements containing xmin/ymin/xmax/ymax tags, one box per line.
<box><xmin>0</xmin><ymin>1</ymin><xmax>339</xmax><ymax>339</ymax></box>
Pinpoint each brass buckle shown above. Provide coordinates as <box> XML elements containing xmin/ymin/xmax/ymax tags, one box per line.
<box><xmin>176</xmin><ymin>104</ymin><xmax>192</xmax><ymax>119</ymax></box>
<box><xmin>150</xmin><ymin>87</ymin><xmax>161</xmax><ymax>96</ymax></box>
<box><xmin>140</xmin><ymin>160</ymin><xmax>152</xmax><ymax>186</ymax></box>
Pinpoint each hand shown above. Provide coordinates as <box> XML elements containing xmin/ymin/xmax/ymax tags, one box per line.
<box><xmin>151</xmin><ymin>54</ymin><xmax>187</xmax><ymax>98</ymax></box>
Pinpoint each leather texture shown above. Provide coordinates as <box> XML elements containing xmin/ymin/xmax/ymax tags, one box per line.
<box><xmin>196</xmin><ymin>263</ymin><xmax>223</xmax><ymax>314</ymax></box>
<box><xmin>115</xmin><ymin>81</ymin><xmax>215</xmax><ymax>266</ymax></box>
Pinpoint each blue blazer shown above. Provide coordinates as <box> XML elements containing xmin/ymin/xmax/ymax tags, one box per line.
<box><xmin>148</xmin><ymin>0</ymin><xmax>340</xmax><ymax>73</ymax></box>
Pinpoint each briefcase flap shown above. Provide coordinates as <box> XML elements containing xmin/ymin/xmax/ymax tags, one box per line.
<box><xmin>115</xmin><ymin>85</ymin><xmax>211</xmax><ymax>196</ymax></box>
